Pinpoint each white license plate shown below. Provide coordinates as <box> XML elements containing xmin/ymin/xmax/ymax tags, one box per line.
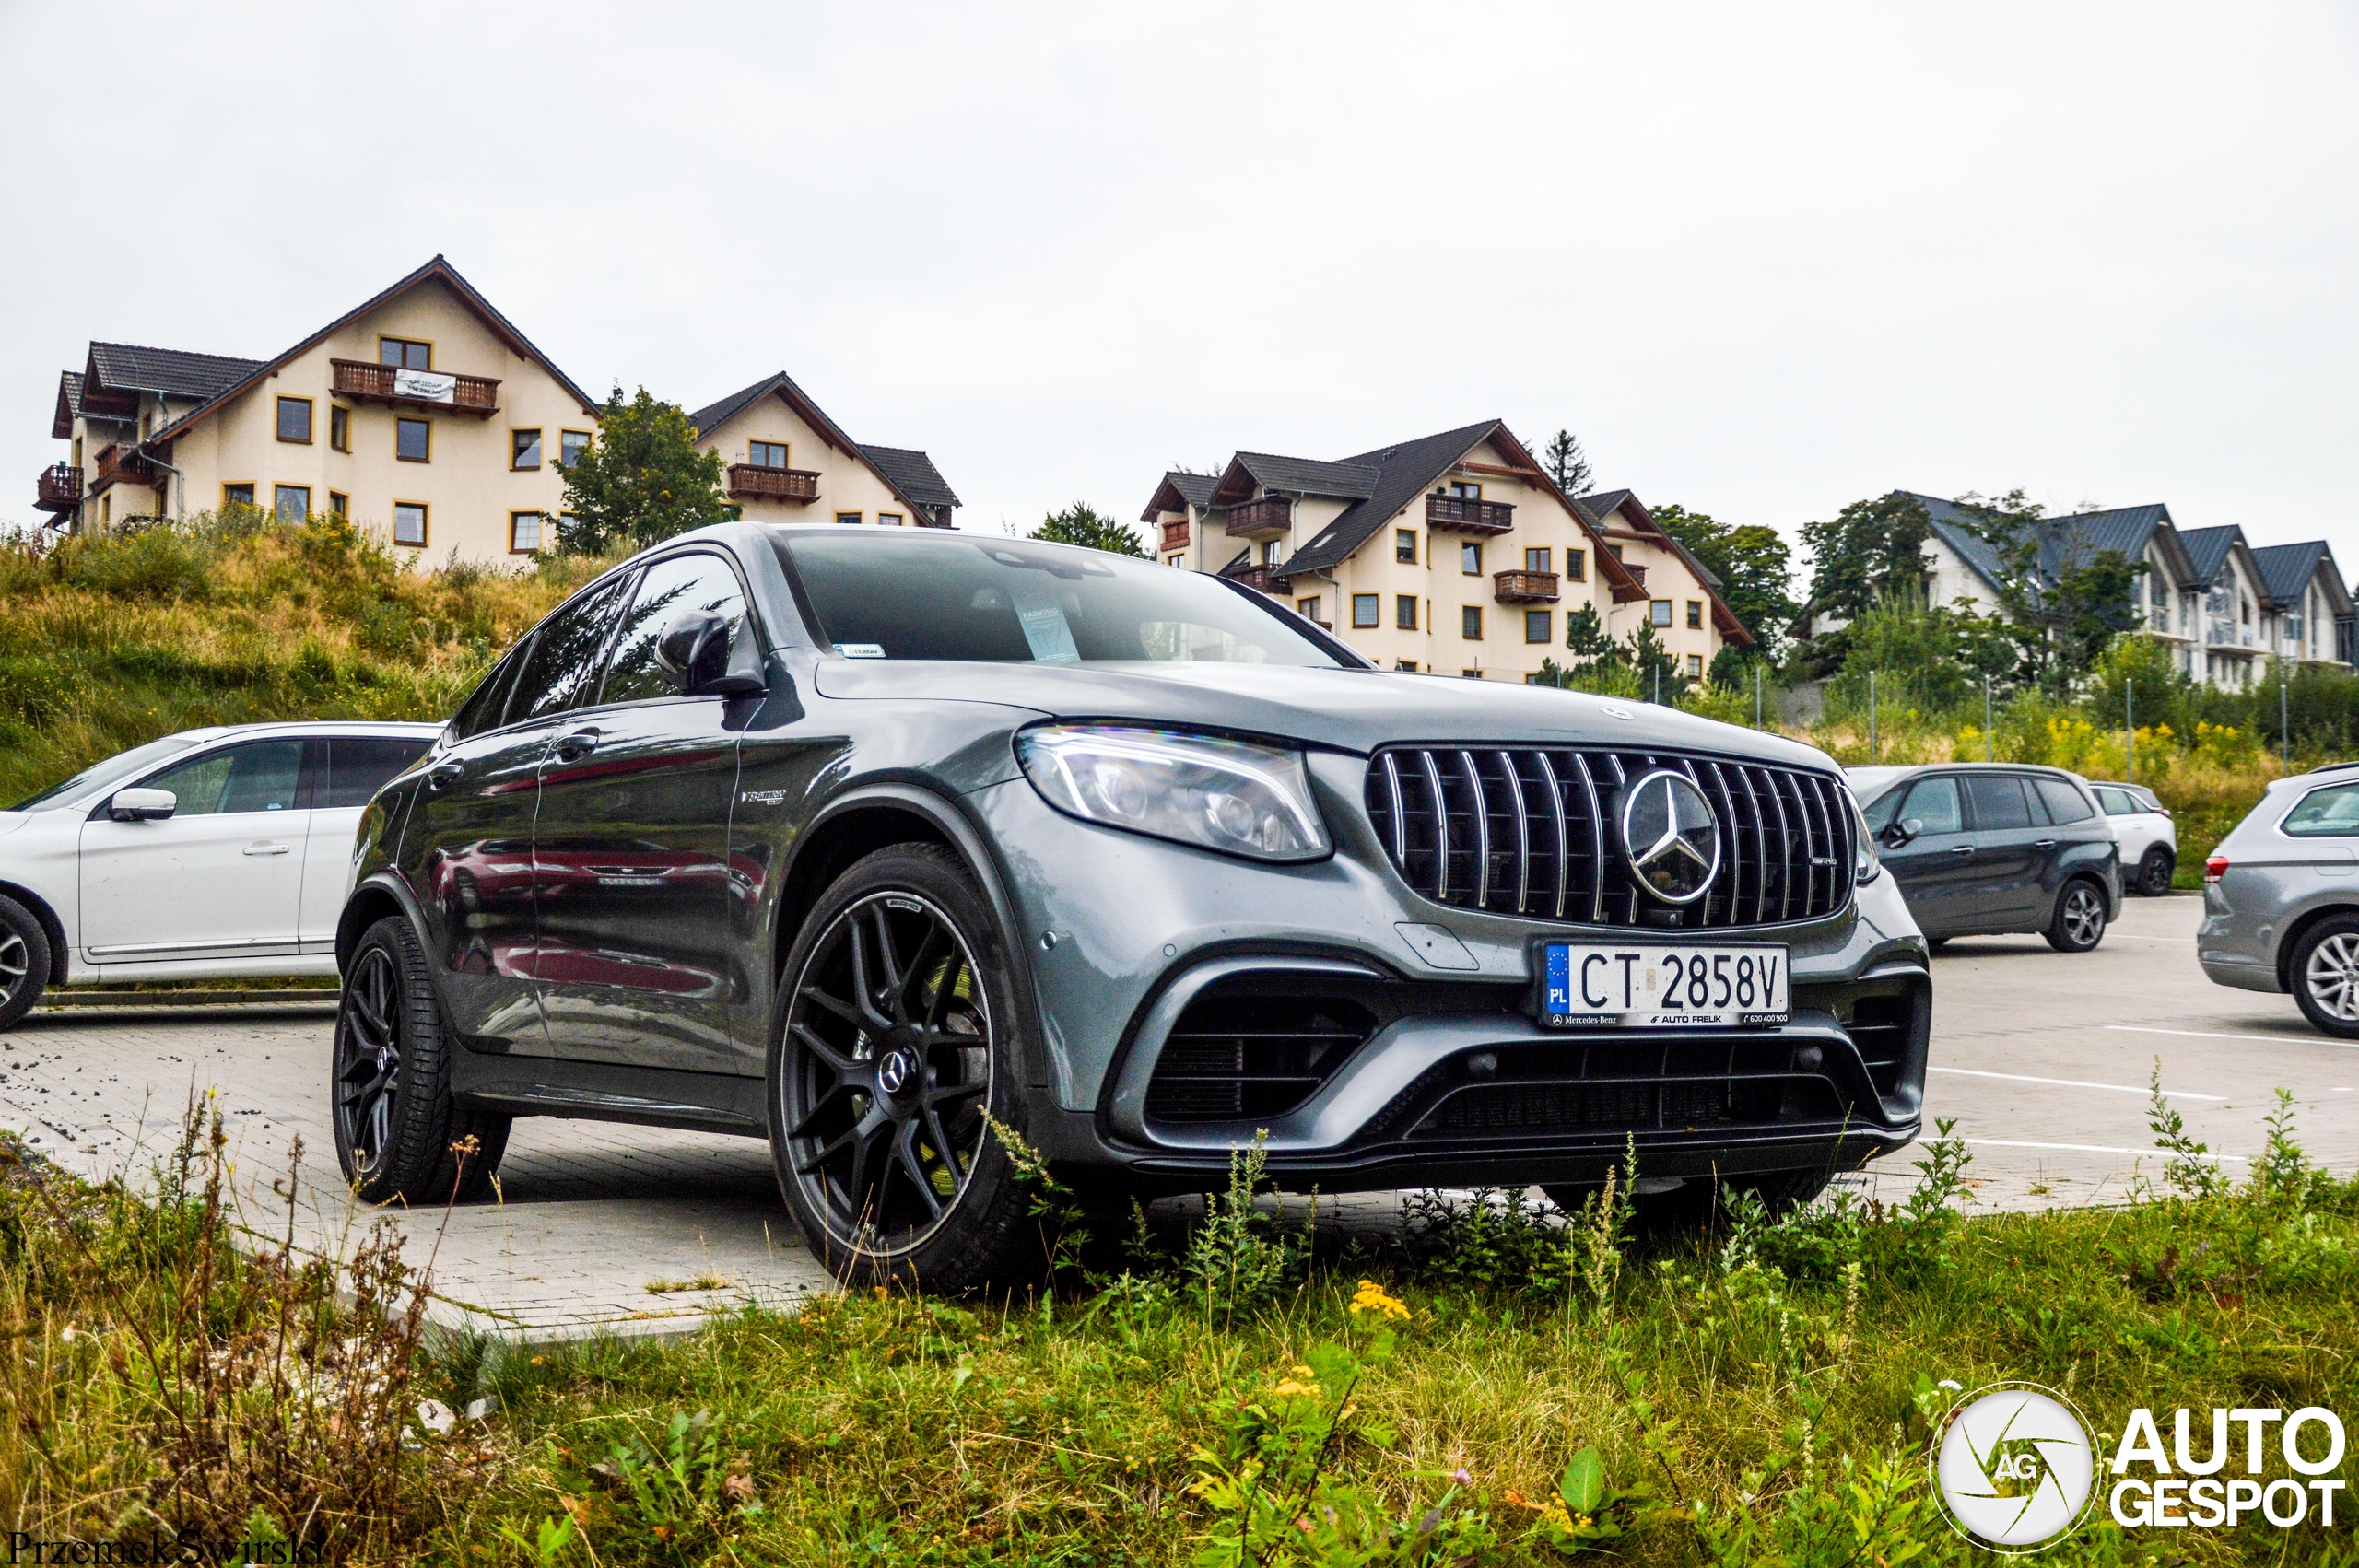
<box><xmin>1541</xmin><ymin>942</ymin><xmax>1790</xmax><ymax>1028</ymax></box>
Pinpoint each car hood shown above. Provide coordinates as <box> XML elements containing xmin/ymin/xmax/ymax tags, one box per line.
<box><xmin>812</xmin><ymin>659</ymin><xmax>1836</xmax><ymax>768</ymax></box>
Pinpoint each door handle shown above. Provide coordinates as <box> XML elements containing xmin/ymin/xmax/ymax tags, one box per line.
<box><xmin>555</xmin><ymin>729</ymin><xmax>602</xmax><ymax>761</ymax></box>
<box><xmin>1950</xmin><ymin>846</ymin><xmax>1976</xmax><ymax>856</ymax></box>
<box><xmin>243</xmin><ymin>842</ymin><xmax>290</xmax><ymax>856</ymax></box>
<box><xmin>2035</xmin><ymin>839</ymin><xmax>2057</xmax><ymax>848</ymax></box>
<box><xmin>425</xmin><ymin>761</ymin><xmax>464</xmax><ymax>793</ymax></box>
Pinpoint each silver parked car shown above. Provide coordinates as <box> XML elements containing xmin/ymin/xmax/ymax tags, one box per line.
<box><xmin>2198</xmin><ymin>763</ymin><xmax>2359</xmax><ymax>1036</ymax></box>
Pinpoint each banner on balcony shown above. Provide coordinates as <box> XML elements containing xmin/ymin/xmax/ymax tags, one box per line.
<box><xmin>393</xmin><ymin>369</ymin><xmax>457</xmax><ymax>404</ymax></box>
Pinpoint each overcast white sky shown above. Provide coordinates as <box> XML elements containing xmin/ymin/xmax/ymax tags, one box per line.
<box><xmin>6</xmin><ymin>1</ymin><xmax>2357</xmax><ymax>577</ymax></box>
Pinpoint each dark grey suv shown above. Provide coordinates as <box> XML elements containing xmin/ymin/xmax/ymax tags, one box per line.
<box><xmin>332</xmin><ymin>524</ymin><xmax>1931</xmax><ymax>1289</ymax></box>
<box><xmin>1848</xmin><ymin>764</ymin><xmax>2121</xmax><ymax>951</ymax></box>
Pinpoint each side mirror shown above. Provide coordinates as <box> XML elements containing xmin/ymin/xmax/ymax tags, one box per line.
<box><xmin>1880</xmin><ymin>818</ymin><xmax>1923</xmax><ymax>848</ymax></box>
<box><xmin>655</xmin><ymin>610</ymin><xmax>766</xmax><ymax>697</ymax></box>
<box><xmin>110</xmin><ymin>788</ymin><xmax>177</xmax><ymax>823</ymax></box>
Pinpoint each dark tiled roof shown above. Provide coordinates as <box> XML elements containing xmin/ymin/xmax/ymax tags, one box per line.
<box><xmin>2250</xmin><ymin>542</ymin><xmax>2338</xmax><ymax>611</ymax></box>
<box><xmin>88</xmin><ymin>342</ymin><xmax>264</xmax><ymax>402</ymax></box>
<box><xmin>1283</xmin><ymin>419</ymin><xmax>1503</xmax><ymax>577</ymax></box>
<box><xmin>57</xmin><ymin>370</ymin><xmax>81</xmax><ymax>420</ymax></box>
<box><xmin>1140</xmin><ymin>470</ymin><xmax>1220</xmax><ymax>521</ymax></box>
<box><xmin>861</xmin><ymin>445</ymin><xmax>960</xmax><ymax>509</ymax></box>
<box><xmin>1575</xmin><ymin>488</ymin><xmax>1633</xmax><ymax>521</ymax></box>
<box><xmin>1234</xmin><ymin>451</ymin><xmax>1379</xmax><ymax>500</ymax></box>
<box><xmin>2177</xmin><ymin>525</ymin><xmax>2242</xmax><ymax>589</ymax></box>
<box><xmin>1909</xmin><ymin>492</ymin><xmax>2190</xmax><ymax>598</ymax></box>
<box><xmin>687</xmin><ymin>373</ymin><xmax>792</xmax><ymax>440</ymax></box>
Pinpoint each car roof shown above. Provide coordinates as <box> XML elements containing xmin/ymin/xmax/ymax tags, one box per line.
<box><xmin>158</xmin><ymin>720</ymin><xmax>444</xmax><ymax>743</ymax></box>
<box><xmin>1847</xmin><ymin>761</ymin><xmax>2084</xmax><ymax>780</ymax></box>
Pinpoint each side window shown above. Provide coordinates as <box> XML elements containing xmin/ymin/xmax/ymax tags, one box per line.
<box><xmin>2283</xmin><ymin>783</ymin><xmax>2359</xmax><ymax>837</ymax></box>
<box><xmin>602</xmin><ymin>553</ymin><xmax>750</xmax><ymax>706</ymax></box>
<box><xmin>508</xmin><ymin>577</ymin><xmax>633</xmax><ymax>724</ymax></box>
<box><xmin>451</xmin><ymin>646</ymin><xmax>528</xmax><ymax>741</ymax></box>
<box><xmin>1862</xmin><ymin>789</ymin><xmax>1905</xmax><ymax>835</ymax></box>
<box><xmin>1902</xmin><ymin>776</ymin><xmax>1964</xmax><ymax>835</ymax></box>
<box><xmin>323</xmin><ymin>736</ymin><xmax>433</xmax><ymax>809</ymax></box>
<box><xmin>2095</xmin><ymin>787</ymin><xmax>2135</xmax><ymax>816</ymax></box>
<box><xmin>1965</xmin><ymin>774</ymin><xmax>2033</xmax><ymax>830</ymax></box>
<box><xmin>138</xmin><ymin>740</ymin><xmax>305</xmax><ymax>816</ymax></box>
<box><xmin>2036</xmin><ymin>778</ymin><xmax>2097</xmax><ymax>824</ymax></box>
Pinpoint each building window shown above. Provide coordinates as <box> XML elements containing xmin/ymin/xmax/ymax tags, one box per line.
<box><xmin>1353</xmin><ymin>593</ymin><xmax>1379</xmax><ymax>628</ymax></box>
<box><xmin>880</xmin><ymin>512</ymin><xmax>904</xmax><ymax>527</ymax></box>
<box><xmin>1395</xmin><ymin>660</ymin><xmax>1418</xmax><ymax>672</ymax></box>
<box><xmin>393</xmin><ymin>502</ymin><xmax>428</xmax><ymax>547</ymax></box>
<box><xmin>510</xmin><ymin>511</ymin><xmax>543</xmax><ymax>553</ymax></box>
<box><xmin>559</xmin><ymin>429</ymin><xmax>592</xmax><ymax>468</ymax></box>
<box><xmin>222</xmin><ymin>483</ymin><xmax>256</xmax><ymax>509</ymax></box>
<box><xmin>511</xmin><ymin>427</ymin><xmax>543</xmax><ymax>469</ymax></box>
<box><xmin>1297</xmin><ymin>595</ymin><xmax>1321</xmax><ymax>622</ymax></box>
<box><xmin>276</xmin><ymin>396</ymin><xmax>313</xmax><ymax>444</ymax></box>
<box><xmin>749</xmin><ymin>439</ymin><xmax>790</xmax><ymax>470</ymax></box>
<box><xmin>1168</xmin><ymin>555</ymin><xmax>1185</xmax><ymax>568</ymax></box>
<box><xmin>1461</xmin><ymin>542</ymin><xmax>1482</xmax><ymax>575</ymax></box>
<box><xmin>1686</xmin><ymin>601</ymin><xmax>1703</xmax><ymax>629</ymax></box>
<box><xmin>1461</xmin><ymin>605</ymin><xmax>1483</xmax><ymax>639</ymax></box>
<box><xmin>1525</xmin><ymin>547</ymin><xmax>1550</xmax><ymax>573</ymax></box>
<box><xmin>1461</xmin><ymin>668</ymin><xmax>1483</xmax><ymax>678</ymax></box>
<box><xmin>329</xmin><ymin>405</ymin><xmax>350</xmax><ymax>451</ymax></box>
<box><xmin>836</xmin><ymin>511</ymin><xmax>862</xmax><ymax>525</ymax></box>
<box><xmin>1396</xmin><ymin>595</ymin><xmax>1418</xmax><ymax>630</ymax></box>
<box><xmin>1524</xmin><ymin>610</ymin><xmax>1551</xmax><ymax>643</ymax></box>
<box><xmin>1449</xmin><ymin>481</ymin><xmax>1481</xmax><ymax>499</ymax></box>
<box><xmin>559</xmin><ymin>511</ymin><xmax>579</xmax><ymax>546</ymax></box>
<box><xmin>378</xmin><ymin>337</ymin><xmax>431</xmax><ymax>369</ymax></box>
<box><xmin>72</xmin><ymin>437</ymin><xmax>83</xmax><ymax>467</ymax></box>
<box><xmin>1649</xmin><ymin>600</ymin><xmax>1672</xmax><ymax>627</ymax></box>
<box><xmin>1566</xmin><ymin>548</ymin><xmax>1586</xmax><ymax>581</ymax></box>
<box><xmin>101</xmin><ymin>496</ymin><xmax>111</xmax><ymax>526</ymax></box>
<box><xmin>1395</xmin><ymin>530</ymin><xmax>1416</xmax><ymax>563</ymax></box>
<box><xmin>1261</xmin><ymin>539</ymin><xmax>1285</xmax><ymax>566</ymax></box>
<box><xmin>1686</xmin><ymin>654</ymin><xmax>1704</xmax><ymax>678</ymax></box>
<box><xmin>327</xmin><ymin>491</ymin><xmax>348</xmax><ymax>518</ymax></box>
<box><xmin>273</xmin><ymin>485</ymin><xmax>311</xmax><ymax>521</ymax></box>
<box><xmin>1611</xmin><ymin>544</ymin><xmax>1625</xmax><ymax>561</ymax></box>
<box><xmin>396</xmin><ymin>417</ymin><xmax>430</xmax><ymax>462</ymax></box>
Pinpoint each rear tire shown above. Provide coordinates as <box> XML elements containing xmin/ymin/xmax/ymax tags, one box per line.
<box><xmin>332</xmin><ymin>916</ymin><xmax>511</xmax><ymax>1203</ymax></box>
<box><xmin>2137</xmin><ymin>847</ymin><xmax>2175</xmax><ymax>896</ymax></box>
<box><xmin>2044</xmin><ymin>879</ymin><xmax>2107</xmax><ymax>953</ymax></box>
<box><xmin>2291</xmin><ymin>915</ymin><xmax>2359</xmax><ymax>1040</ymax></box>
<box><xmin>0</xmin><ymin>895</ymin><xmax>51</xmax><ymax>1030</ymax></box>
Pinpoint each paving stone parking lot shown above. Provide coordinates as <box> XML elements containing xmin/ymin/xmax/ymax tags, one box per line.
<box><xmin>5</xmin><ymin>892</ymin><xmax>2351</xmax><ymax>1339</ymax></box>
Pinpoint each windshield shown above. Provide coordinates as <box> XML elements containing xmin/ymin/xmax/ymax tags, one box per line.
<box><xmin>7</xmin><ymin>734</ymin><xmax>205</xmax><ymax>811</ymax></box>
<box><xmin>773</xmin><ymin>532</ymin><xmax>1347</xmax><ymax>667</ymax></box>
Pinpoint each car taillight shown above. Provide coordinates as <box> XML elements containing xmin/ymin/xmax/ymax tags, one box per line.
<box><xmin>2205</xmin><ymin>855</ymin><xmax>2228</xmax><ymax>883</ymax></box>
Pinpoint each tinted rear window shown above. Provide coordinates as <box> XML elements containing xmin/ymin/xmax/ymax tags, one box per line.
<box><xmin>1965</xmin><ymin>774</ymin><xmax>2032</xmax><ymax>830</ymax></box>
<box><xmin>2037</xmin><ymin>778</ymin><xmax>2097</xmax><ymax>824</ymax></box>
<box><xmin>323</xmin><ymin>736</ymin><xmax>432</xmax><ymax>808</ymax></box>
<box><xmin>2284</xmin><ymin>783</ymin><xmax>2359</xmax><ymax>837</ymax></box>
<box><xmin>775</xmin><ymin>532</ymin><xmax>1343</xmax><ymax>666</ymax></box>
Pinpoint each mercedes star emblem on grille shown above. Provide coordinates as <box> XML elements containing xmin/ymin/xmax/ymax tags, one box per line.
<box><xmin>1620</xmin><ymin>769</ymin><xmax>1721</xmax><ymax>905</ymax></box>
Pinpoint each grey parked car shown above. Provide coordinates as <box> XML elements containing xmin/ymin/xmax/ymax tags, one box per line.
<box><xmin>1847</xmin><ymin>764</ymin><xmax>2121</xmax><ymax>951</ymax></box>
<box><xmin>2199</xmin><ymin>763</ymin><xmax>2359</xmax><ymax>1036</ymax></box>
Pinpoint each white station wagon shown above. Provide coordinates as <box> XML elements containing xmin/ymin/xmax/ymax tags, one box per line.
<box><xmin>0</xmin><ymin>721</ymin><xmax>439</xmax><ymax>1024</ymax></box>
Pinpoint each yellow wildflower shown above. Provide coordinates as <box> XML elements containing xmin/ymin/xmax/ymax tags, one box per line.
<box><xmin>1272</xmin><ymin>1378</ymin><xmax>1324</xmax><ymax>1399</ymax></box>
<box><xmin>1348</xmin><ymin>1280</ymin><xmax>1411</xmax><ymax>1321</ymax></box>
<box><xmin>1290</xmin><ymin>1363</ymin><xmax>1314</xmax><ymax>1377</ymax></box>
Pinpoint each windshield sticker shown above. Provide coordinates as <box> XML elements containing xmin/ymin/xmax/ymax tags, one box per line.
<box><xmin>837</xmin><ymin>643</ymin><xmax>886</xmax><ymax>659</ymax></box>
<box><xmin>1017</xmin><ymin>604</ymin><xmax>1080</xmax><ymax>663</ymax></box>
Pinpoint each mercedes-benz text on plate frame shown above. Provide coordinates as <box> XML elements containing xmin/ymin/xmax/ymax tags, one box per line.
<box><xmin>1543</xmin><ymin>941</ymin><xmax>1790</xmax><ymax>1028</ymax></box>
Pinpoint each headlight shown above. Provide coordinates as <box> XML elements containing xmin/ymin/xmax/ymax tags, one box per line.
<box><xmin>1015</xmin><ymin>725</ymin><xmax>1331</xmax><ymax>862</ymax></box>
<box><xmin>1842</xmin><ymin>782</ymin><xmax>1882</xmax><ymax>884</ymax></box>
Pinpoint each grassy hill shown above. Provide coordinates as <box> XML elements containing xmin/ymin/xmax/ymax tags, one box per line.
<box><xmin>0</xmin><ymin>511</ymin><xmax>604</xmax><ymax>803</ymax></box>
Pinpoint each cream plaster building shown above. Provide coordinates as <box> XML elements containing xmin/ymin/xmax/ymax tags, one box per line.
<box><xmin>40</xmin><ymin>257</ymin><xmax>599</xmax><ymax>561</ymax></box>
<box><xmin>1140</xmin><ymin>420</ymin><xmax>1749</xmax><ymax>682</ymax></box>
<box><xmin>687</xmin><ymin>372</ymin><xmax>957</xmax><ymax>529</ymax></box>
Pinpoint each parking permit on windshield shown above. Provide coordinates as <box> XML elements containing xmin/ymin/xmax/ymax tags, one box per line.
<box><xmin>1541</xmin><ymin>941</ymin><xmax>1790</xmax><ymax>1028</ymax></box>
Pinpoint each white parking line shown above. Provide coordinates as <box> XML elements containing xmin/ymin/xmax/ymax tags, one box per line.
<box><xmin>1964</xmin><ymin>1137</ymin><xmax>2248</xmax><ymax>1163</ymax></box>
<box><xmin>2107</xmin><ymin>1024</ymin><xmax>2338</xmax><ymax>1047</ymax></box>
<box><xmin>1930</xmin><ymin>1065</ymin><xmax>2223</xmax><ymax>1100</ymax></box>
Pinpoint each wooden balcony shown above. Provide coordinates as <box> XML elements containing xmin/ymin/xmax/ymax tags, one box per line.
<box><xmin>1226</xmin><ymin>565</ymin><xmax>1285</xmax><ymax>595</ymax></box>
<box><xmin>726</xmin><ymin>463</ymin><xmax>821</xmax><ymax>503</ymax></box>
<box><xmin>1425</xmin><ymin>494</ymin><xmax>1515</xmax><ymax>534</ymax></box>
<box><xmin>34</xmin><ymin>464</ymin><xmax>81</xmax><ymax>513</ymax></box>
<box><xmin>1159</xmin><ymin>518</ymin><xmax>1191</xmax><ymax>552</ymax></box>
<box><xmin>90</xmin><ymin>443</ymin><xmax>159</xmax><ymax>492</ymax></box>
<box><xmin>1223</xmin><ymin>497</ymin><xmax>1293</xmax><ymax>539</ymax></box>
<box><xmin>329</xmin><ymin>357</ymin><xmax>501</xmax><ymax>416</ymax></box>
<box><xmin>1492</xmin><ymin>569</ymin><xmax>1560</xmax><ymax>603</ymax></box>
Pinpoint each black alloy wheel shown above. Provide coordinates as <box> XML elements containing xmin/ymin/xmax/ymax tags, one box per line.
<box><xmin>2137</xmin><ymin>847</ymin><xmax>2176</xmax><ymax>896</ymax></box>
<box><xmin>2045</xmin><ymin>879</ymin><xmax>2107</xmax><ymax>953</ymax></box>
<box><xmin>772</xmin><ymin>845</ymin><xmax>1036</xmax><ymax>1291</ymax></box>
<box><xmin>0</xmin><ymin>895</ymin><xmax>51</xmax><ymax>1030</ymax></box>
<box><xmin>332</xmin><ymin>916</ymin><xmax>511</xmax><ymax>1203</ymax></box>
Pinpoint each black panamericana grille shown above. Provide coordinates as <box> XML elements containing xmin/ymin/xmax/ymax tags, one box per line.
<box><xmin>1362</xmin><ymin>746</ymin><xmax>1854</xmax><ymax>929</ymax></box>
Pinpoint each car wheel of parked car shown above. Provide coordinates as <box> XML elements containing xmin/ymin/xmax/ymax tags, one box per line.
<box><xmin>0</xmin><ymin>895</ymin><xmax>52</xmax><ymax>1030</ymax></box>
<box><xmin>770</xmin><ymin>845</ymin><xmax>1039</xmax><ymax>1292</ymax></box>
<box><xmin>2136</xmin><ymin>847</ymin><xmax>2175</xmax><ymax>896</ymax></box>
<box><xmin>2291</xmin><ymin>917</ymin><xmax>2359</xmax><ymax>1039</ymax></box>
<box><xmin>2044</xmin><ymin>879</ymin><xmax>2107</xmax><ymax>953</ymax></box>
<box><xmin>333</xmin><ymin>916</ymin><xmax>511</xmax><ymax>1204</ymax></box>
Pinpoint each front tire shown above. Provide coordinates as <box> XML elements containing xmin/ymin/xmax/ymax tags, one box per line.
<box><xmin>333</xmin><ymin>916</ymin><xmax>511</xmax><ymax>1203</ymax></box>
<box><xmin>0</xmin><ymin>895</ymin><xmax>51</xmax><ymax>1030</ymax></box>
<box><xmin>769</xmin><ymin>845</ymin><xmax>1039</xmax><ymax>1292</ymax></box>
<box><xmin>2137</xmin><ymin>847</ymin><xmax>2175</xmax><ymax>896</ymax></box>
<box><xmin>2292</xmin><ymin>916</ymin><xmax>2359</xmax><ymax>1039</ymax></box>
<box><xmin>2044</xmin><ymin>879</ymin><xmax>2107</xmax><ymax>953</ymax></box>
